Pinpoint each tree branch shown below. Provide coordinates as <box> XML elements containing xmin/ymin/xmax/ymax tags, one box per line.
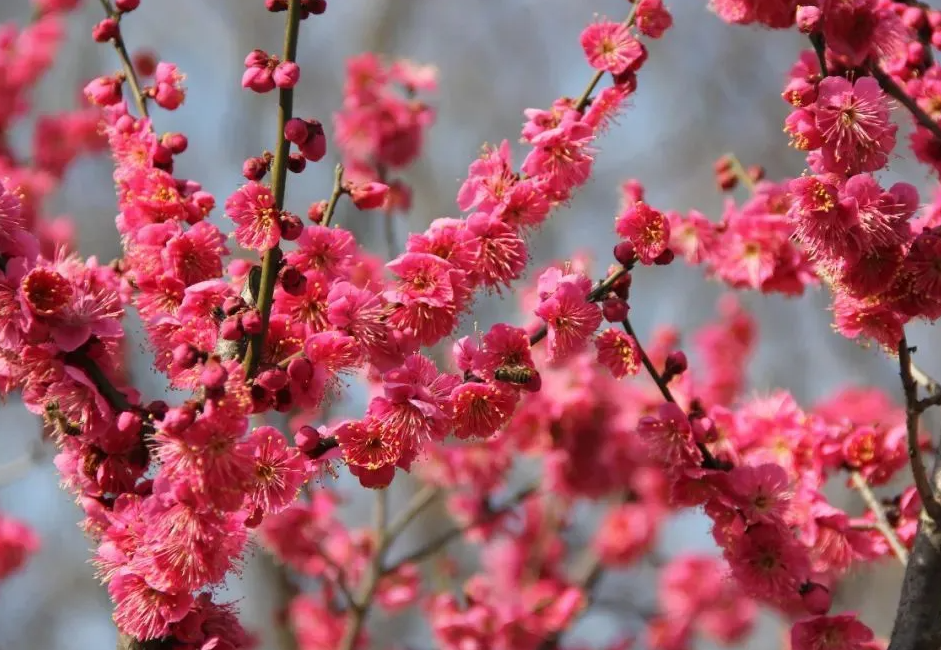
<box><xmin>338</xmin><ymin>489</ymin><xmax>388</xmax><ymax>649</ymax></box>
<box><xmin>872</xmin><ymin>65</ymin><xmax>941</xmax><ymax>144</ymax></box>
<box><xmin>242</xmin><ymin>0</ymin><xmax>303</xmax><ymax>378</ymax></box>
<box><xmin>621</xmin><ymin>316</ymin><xmax>728</xmax><ymax>471</ymax></box>
<box><xmin>97</xmin><ymin>0</ymin><xmax>149</xmax><ymax>118</ymax></box>
<box><xmin>887</xmin><ymin>445</ymin><xmax>941</xmax><ymax>650</ymax></box>
<box><xmin>850</xmin><ymin>471</ymin><xmax>908</xmax><ymax>565</ymax></box>
<box><xmin>320</xmin><ymin>163</ymin><xmax>346</xmax><ymax>228</ymax></box>
<box><xmin>898</xmin><ymin>336</ymin><xmax>941</xmax><ymax>523</ymax></box>
<box><xmin>384</xmin><ymin>483</ymin><xmax>539</xmax><ymax>570</ymax></box>
<box><xmin>63</xmin><ymin>348</ymin><xmax>134</xmax><ymax>414</ymax></box>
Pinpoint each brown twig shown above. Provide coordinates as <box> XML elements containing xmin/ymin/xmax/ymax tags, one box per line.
<box><xmin>338</xmin><ymin>489</ymin><xmax>388</xmax><ymax>650</ymax></box>
<box><xmin>385</xmin><ymin>483</ymin><xmax>539</xmax><ymax>570</ymax></box>
<box><xmin>872</xmin><ymin>65</ymin><xmax>941</xmax><ymax>144</ymax></box>
<box><xmin>97</xmin><ymin>0</ymin><xmax>149</xmax><ymax>118</ymax></box>
<box><xmin>850</xmin><ymin>471</ymin><xmax>908</xmax><ymax>565</ymax></box>
<box><xmin>320</xmin><ymin>163</ymin><xmax>346</xmax><ymax>228</ymax></box>
<box><xmin>242</xmin><ymin>0</ymin><xmax>303</xmax><ymax>378</ymax></box>
<box><xmin>898</xmin><ymin>336</ymin><xmax>941</xmax><ymax>523</ymax></box>
<box><xmin>63</xmin><ymin>349</ymin><xmax>134</xmax><ymax>414</ymax></box>
<box><xmin>723</xmin><ymin>152</ymin><xmax>756</xmax><ymax>193</ymax></box>
<box><xmin>808</xmin><ymin>33</ymin><xmax>829</xmax><ymax>78</ymax></box>
<box><xmin>621</xmin><ymin>317</ymin><xmax>728</xmax><ymax>471</ymax></box>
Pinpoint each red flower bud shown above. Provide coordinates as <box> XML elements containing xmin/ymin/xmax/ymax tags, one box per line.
<box><xmin>602</xmin><ymin>297</ymin><xmax>629</xmax><ymax>323</ymax></box>
<box><xmin>280</xmin><ymin>212</ymin><xmax>304</xmax><ymax>241</ymax></box>
<box><xmin>613</xmin><ymin>241</ymin><xmax>636</xmax><ymax>267</ymax></box>
<box><xmin>92</xmin><ymin>18</ymin><xmax>120</xmax><ymax>42</ymax></box>
<box><xmin>172</xmin><ymin>343</ymin><xmax>199</xmax><ymax>370</ymax></box>
<box><xmin>241</xmin><ymin>310</ymin><xmax>262</xmax><ymax>335</ymax></box>
<box><xmin>349</xmin><ymin>182</ymin><xmax>390</xmax><ymax>210</ymax></box>
<box><xmin>284</xmin><ymin>118</ymin><xmax>309</xmax><ymax>145</ymax></box>
<box><xmin>280</xmin><ymin>266</ymin><xmax>307</xmax><ymax>296</ymax></box>
<box><xmin>800</xmin><ymin>582</ymin><xmax>832</xmax><ymax>615</ymax></box>
<box><xmin>220</xmin><ymin>316</ymin><xmax>244</xmax><ymax>341</ymax></box>
<box><xmin>273</xmin><ymin>61</ymin><xmax>300</xmax><ymax>89</ymax></box>
<box><xmin>287</xmin><ymin>153</ymin><xmax>307</xmax><ymax>173</ymax></box>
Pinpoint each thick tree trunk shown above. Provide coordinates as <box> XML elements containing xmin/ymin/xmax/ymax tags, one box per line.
<box><xmin>888</xmin><ymin>449</ymin><xmax>941</xmax><ymax>650</ymax></box>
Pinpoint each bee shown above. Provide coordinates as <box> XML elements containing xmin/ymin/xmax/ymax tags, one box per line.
<box><xmin>494</xmin><ymin>364</ymin><xmax>537</xmax><ymax>385</ymax></box>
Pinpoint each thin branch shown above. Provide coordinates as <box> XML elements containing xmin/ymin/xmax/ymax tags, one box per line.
<box><xmin>898</xmin><ymin>336</ymin><xmax>941</xmax><ymax>523</ymax></box>
<box><xmin>320</xmin><ymin>163</ymin><xmax>346</xmax><ymax>228</ymax></box>
<box><xmin>338</xmin><ymin>489</ymin><xmax>388</xmax><ymax>650</ymax></box>
<box><xmin>621</xmin><ymin>317</ymin><xmax>728</xmax><ymax>471</ymax></box>
<box><xmin>63</xmin><ymin>349</ymin><xmax>134</xmax><ymax>413</ymax></box>
<box><xmin>808</xmin><ymin>33</ymin><xmax>829</xmax><ymax>78</ymax></box>
<box><xmin>724</xmin><ymin>152</ymin><xmax>756</xmax><ymax>193</ymax></box>
<box><xmin>242</xmin><ymin>0</ymin><xmax>303</xmax><ymax>378</ymax></box>
<box><xmin>872</xmin><ymin>65</ymin><xmax>941</xmax><ymax>144</ymax></box>
<box><xmin>97</xmin><ymin>0</ymin><xmax>149</xmax><ymax>118</ymax></box>
<box><xmin>385</xmin><ymin>483</ymin><xmax>539</xmax><ymax>570</ymax></box>
<box><xmin>911</xmin><ymin>362</ymin><xmax>941</xmax><ymax>396</ymax></box>
<box><xmin>313</xmin><ymin>546</ymin><xmax>357</xmax><ymax>607</ymax></box>
<box><xmin>384</xmin><ymin>484</ymin><xmax>441</xmax><ymax>542</ymax></box>
<box><xmin>850</xmin><ymin>471</ymin><xmax>908</xmax><ymax>565</ymax></box>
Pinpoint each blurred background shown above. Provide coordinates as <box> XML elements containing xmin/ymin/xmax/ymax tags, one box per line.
<box><xmin>0</xmin><ymin>0</ymin><xmax>937</xmax><ymax>648</ymax></box>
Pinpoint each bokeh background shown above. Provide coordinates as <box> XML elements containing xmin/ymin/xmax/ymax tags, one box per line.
<box><xmin>0</xmin><ymin>1</ymin><xmax>937</xmax><ymax>648</ymax></box>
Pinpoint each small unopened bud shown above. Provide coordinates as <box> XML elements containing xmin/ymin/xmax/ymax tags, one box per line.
<box><xmin>800</xmin><ymin>582</ymin><xmax>832</xmax><ymax>615</ymax></box>
<box><xmin>280</xmin><ymin>212</ymin><xmax>304</xmax><ymax>241</ymax></box>
<box><xmin>266</xmin><ymin>0</ymin><xmax>289</xmax><ymax>10</ymax></box>
<box><xmin>305</xmin><ymin>0</ymin><xmax>327</xmax><ymax>14</ymax></box>
<box><xmin>349</xmin><ymin>182</ymin><xmax>390</xmax><ymax>210</ymax></box>
<box><xmin>287</xmin><ymin>357</ymin><xmax>313</xmax><ymax>385</ymax></box>
<box><xmin>613</xmin><ymin>241</ymin><xmax>636</xmax><ymax>267</ymax></box>
<box><xmin>115</xmin><ymin>0</ymin><xmax>141</xmax><ymax>11</ymax></box>
<box><xmin>280</xmin><ymin>266</ymin><xmax>307</xmax><ymax>296</ymax></box>
<box><xmin>200</xmin><ymin>360</ymin><xmax>228</xmax><ymax>391</ymax></box>
<box><xmin>92</xmin><ymin>18</ymin><xmax>120</xmax><ymax>42</ymax></box>
<box><xmin>307</xmin><ymin>200</ymin><xmax>327</xmax><ymax>223</ymax></box>
<box><xmin>117</xmin><ymin>411</ymin><xmax>143</xmax><ymax>437</ymax></box>
<box><xmin>273</xmin><ymin>61</ymin><xmax>300</xmax><ymax>89</ymax></box>
<box><xmin>294</xmin><ymin>425</ymin><xmax>322</xmax><ymax>452</ymax></box>
<box><xmin>663</xmin><ymin>350</ymin><xmax>688</xmax><ymax>379</ymax></box>
<box><xmin>284</xmin><ymin>117</ymin><xmax>309</xmax><ymax>145</ymax></box>
<box><xmin>602</xmin><ymin>297</ymin><xmax>629</xmax><ymax>323</ymax></box>
<box><xmin>287</xmin><ymin>153</ymin><xmax>307</xmax><ymax>173</ymax></box>
<box><xmin>257</xmin><ymin>369</ymin><xmax>288</xmax><ymax>392</ymax></box>
<box><xmin>242</xmin><ymin>156</ymin><xmax>269</xmax><ymax>181</ymax></box>
<box><xmin>653</xmin><ymin>249</ymin><xmax>675</xmax><ymax>266</ymax></box>
<box><xmin>220</xmin><ymin>316</ymin><xmax>243</xmax><ymax>341</ymax></box>
<box><xmin>241</xmin><ymin>310</ymin><xmax>262</xmax><ymax>335</ymax></box>
<box><xmin>163</xmin><ymin>132</ymin><xmax>188</xmax><ymax>154</ymax></box>
<box><xmin>146</xmin><ymin>400</ymin><xmax>169</xmax><ymax>421</ymax></box>
<box><xmin>717</xmin><ymin>170</ymin><xmax>738</xmax><ymax>192</ymax></box>
<box><xmin>133</xmin><ymin>50</ymin><xmax>158</xmax><ymax>77</ymax></box>
<box><xmin>222</xmin><ymin>296</ymin><xmax>245</xmax><ymax>316</ymax></box>
<box><xmin>172</xmin><ymin>343</ymin><xmax>199</xmax><ymax>369</ymax></box>
<box><xmin>795</xmin><ymin>5</ymin><xmax>821</xmax><ymax>33</ymax></box>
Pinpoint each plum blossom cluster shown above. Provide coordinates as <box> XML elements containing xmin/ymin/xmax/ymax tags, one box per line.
<box><xmin>5</xmin><ymin>1</ymin><xmax>941</xmax><ymax>650</ymax></box>
<box><xmin>333</xmin><ymin>53</ymin><xmax>438</xmax><ymax>215</ymax></box>
<box><xmin>0</xmin><ymin>0</ymin><xmax>665</xmax><ymax>645</ymax></box>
